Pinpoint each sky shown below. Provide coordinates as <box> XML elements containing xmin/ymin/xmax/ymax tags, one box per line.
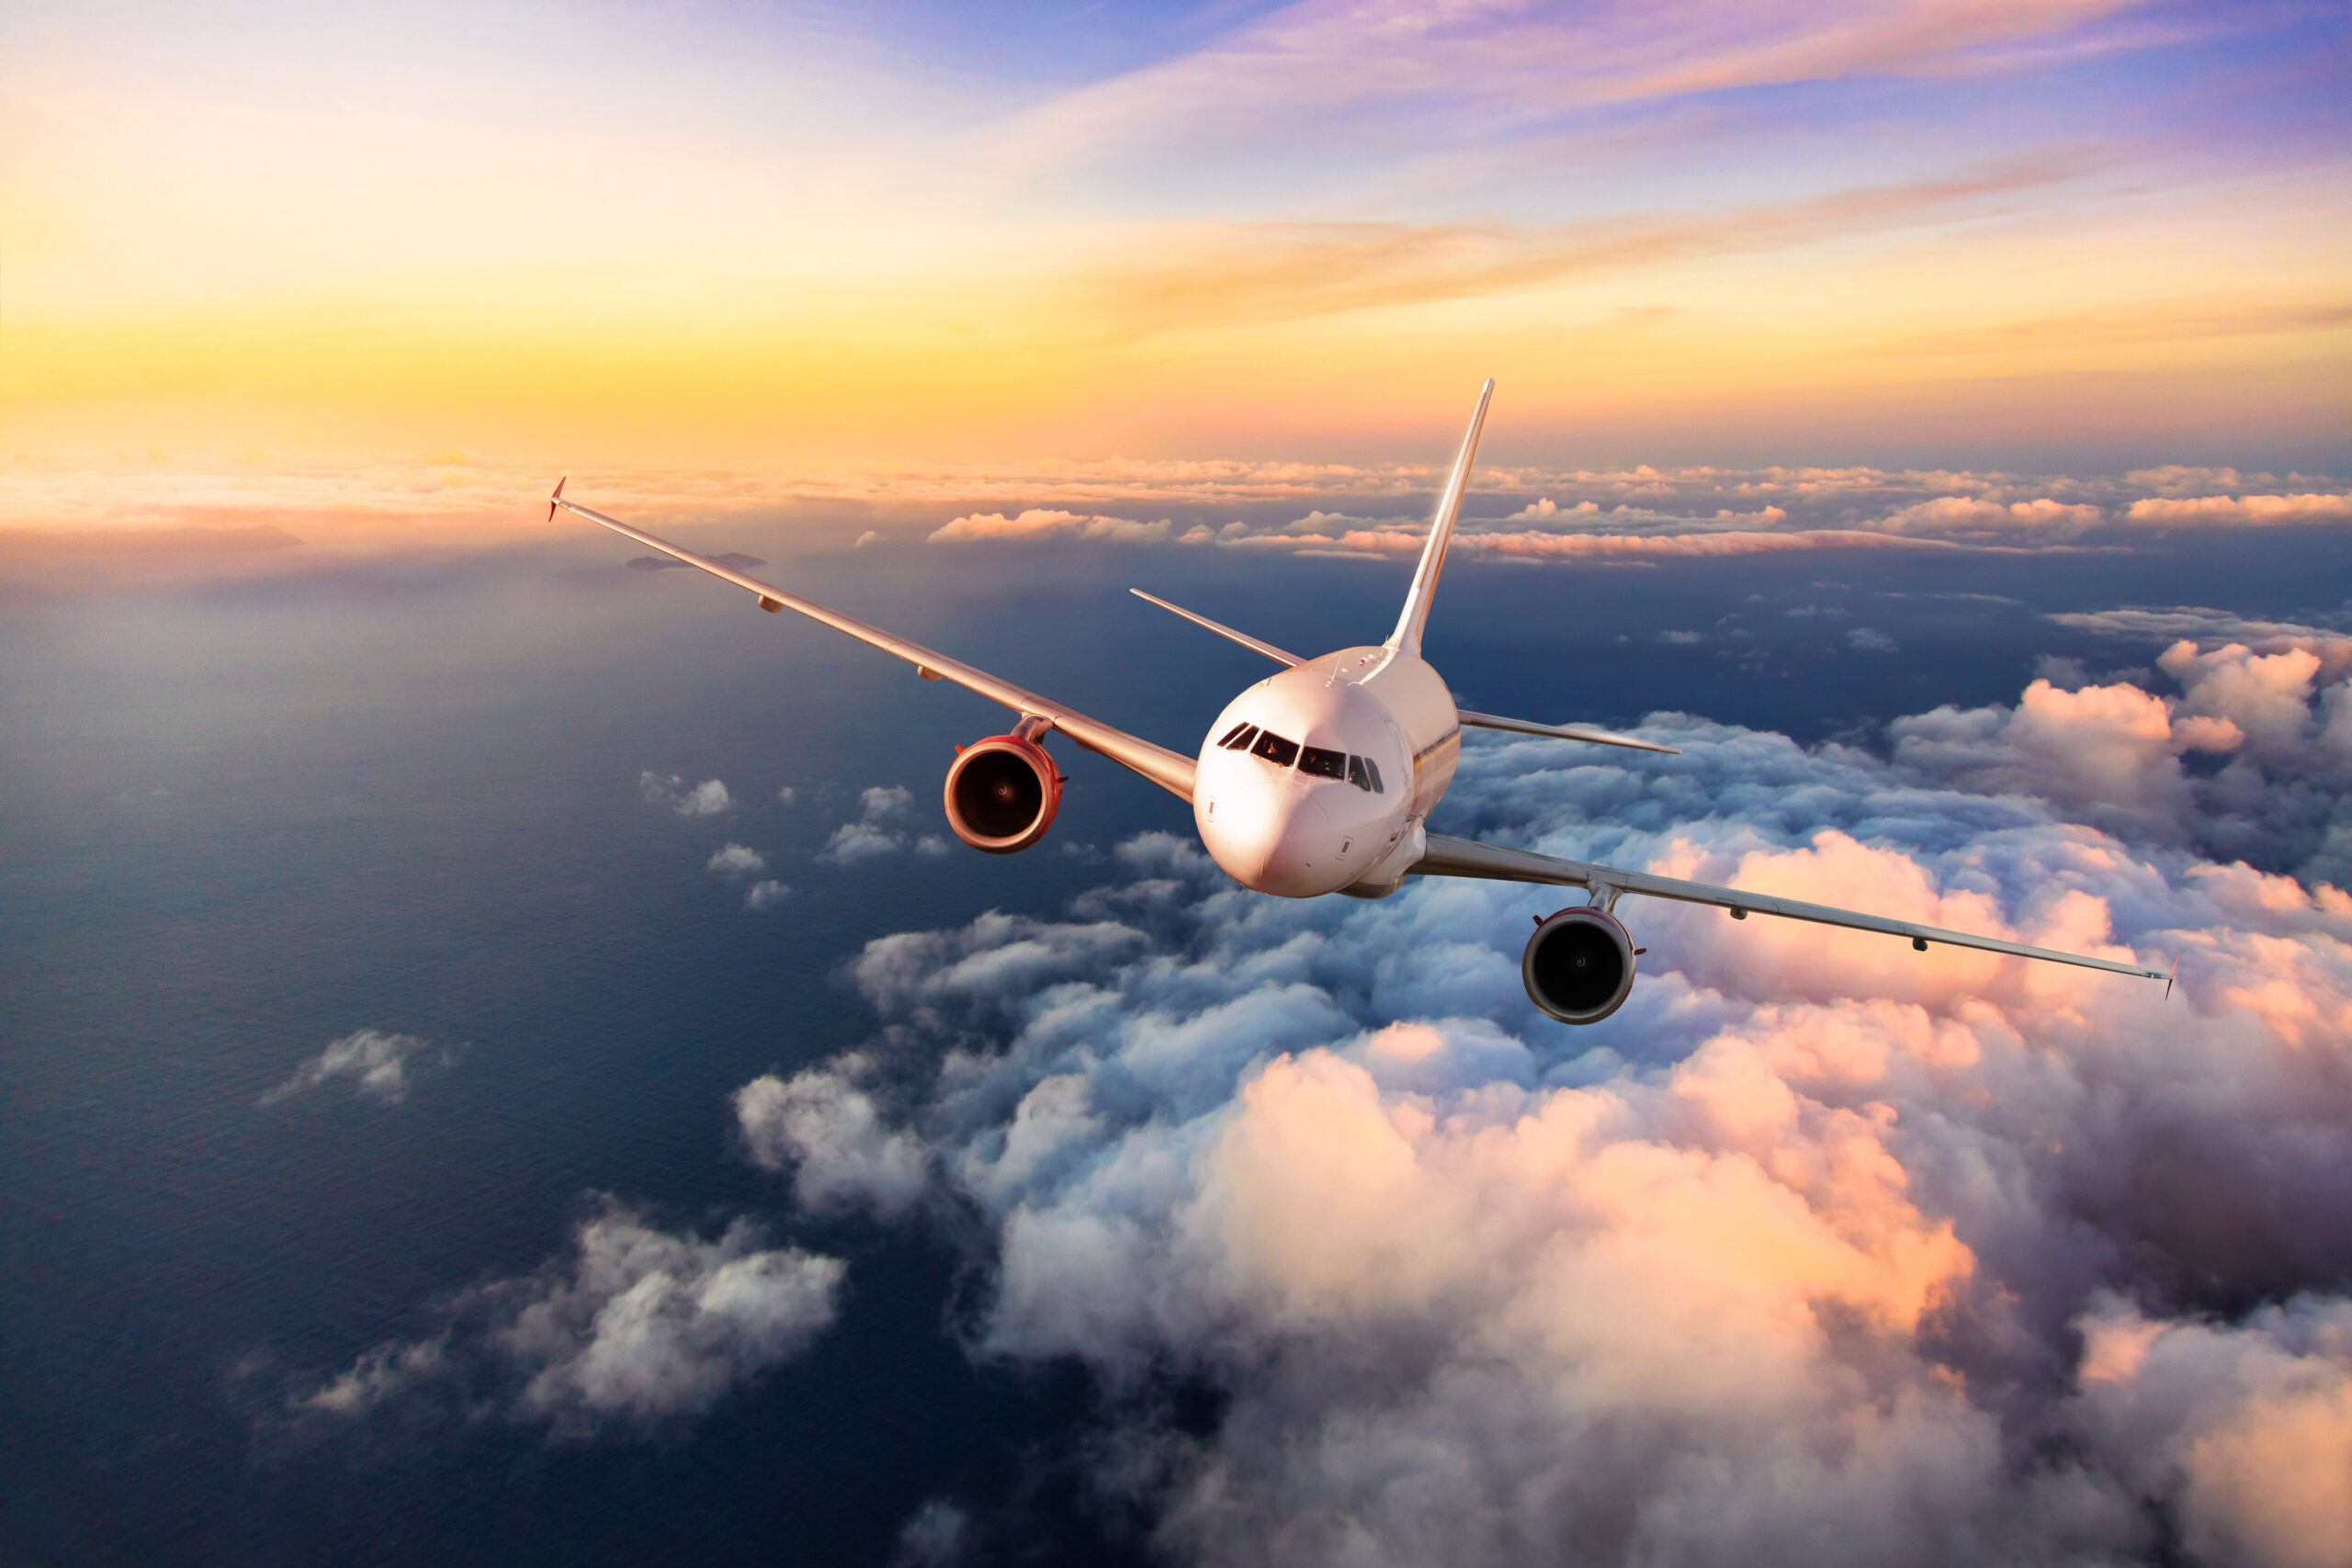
<box><xmin>6</xmin><ymin>6</ymin><xmax>2352</xmax><ymax>1567</ymax></box>
<box><xmin>3</xmin><ymin>0</ymin><xmax>2346</xmax><ymax>468</ymax></box>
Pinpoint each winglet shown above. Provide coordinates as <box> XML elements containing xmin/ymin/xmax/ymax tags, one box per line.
<box><xmin>548</xmin><ymin>476</ymin><xmax>567</xmax><ymax>523</ymax></box>
<box><xmin>2165</xmin><ymin>953</ymin><xmax>2178</xmax><ymax>1001</ymax></box>
<box><xmin>1387</xmin><ymin>379</ymin><xmax>1494</xmax><ymax>660</ymax></box>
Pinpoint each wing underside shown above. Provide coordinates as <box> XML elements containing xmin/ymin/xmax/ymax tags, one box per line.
<box><xmin>556</xmin><ymin>487</ymin><xmax>1196</xmax><ymax>802</ymax></box>
<box><xmin>1409</xmin><ymin>832</ymin><xmax>2168</xmax><ymax>980</ymax></box>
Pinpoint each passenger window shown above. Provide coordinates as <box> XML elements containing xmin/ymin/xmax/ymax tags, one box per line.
<box><xmin>1250</xmin><ymin>730</ymin><xmax>1299</xmax><ymax>768</ymax></box>
<box><xmin>1218</xmin><ymin>722</ymin><xmax>1258</xmax><ymax>750</ymax></box>
<box><xmin>1347</xmin><ymin>755</ymin><xmax>1372</xmax><ymax>792</ymax></box>
<box><xmin>1299</xmin><ymin>746</ymin><xmax>1346</xmax><ymax>780</ymax></box>
<box><xmin>1363</xmin><ymin>757</ymin><xmax>1385</xmax><ymax>794</ymax></box>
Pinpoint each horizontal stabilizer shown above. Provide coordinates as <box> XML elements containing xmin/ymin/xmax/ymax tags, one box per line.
<box><xmin>1456</xmin><ymin>709</ymin><xmax>1680</xmax><ymax>755</ymax></box>
<box><xmin>1130</xmin><ymin>590</ymin><xmax>1302</xmax><ymax>667</ymax></box>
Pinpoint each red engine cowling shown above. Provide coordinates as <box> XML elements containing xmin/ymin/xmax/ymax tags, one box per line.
<box><xmin>1522</xmin><ymin>907</ymin><xmax>1637</xmax><ymax>1023</ymax></box>
<box><xmin>943</xmin><ymin>731</ymin><xmax>1062</xmax><ymax>853</ymax></box>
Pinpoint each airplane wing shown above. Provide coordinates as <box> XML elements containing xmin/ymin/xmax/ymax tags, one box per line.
<box><xmin>1409</xmin><ymin>831</ymin><xmax>2169</xmax><ymax>980</ymax></box>
<box><xmin>554</xmin><ymin>483</ymin><xmax>1196</xmax><ymax>802</ymax></box>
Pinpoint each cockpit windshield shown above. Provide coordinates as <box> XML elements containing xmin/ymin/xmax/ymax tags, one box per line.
<box><xmin>1298</xmin><ymin>746</ymin><xmax>1346</xmax><ymax>780</ymax></box>
<box><xmin>1230</xmin><ymin>727</ymin><xmax>1384</xmax><ymax>791</ymax></box>
<box><xmin>1250</xmin><ymin>729</ymin><xmax>1300</xmax><ymax>768</ymax></box>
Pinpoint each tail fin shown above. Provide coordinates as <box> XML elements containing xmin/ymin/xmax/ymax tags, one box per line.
<box><xmin>1386</xmin><ymin>378</ymin><xmax>1494</xmax><ymax>658</ymax></box>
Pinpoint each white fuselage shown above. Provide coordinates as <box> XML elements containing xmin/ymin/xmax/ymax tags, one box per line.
<box><xmin>1193</xmin><ymin>645</ymin><xmax>1461</xmax><ymax>897</ymax></box>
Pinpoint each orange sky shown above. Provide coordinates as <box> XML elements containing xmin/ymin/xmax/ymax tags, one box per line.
<box><xmin>3</xmin><ymin>1</ymin><xmax>2346</xmax><ymax>470</ymax></box>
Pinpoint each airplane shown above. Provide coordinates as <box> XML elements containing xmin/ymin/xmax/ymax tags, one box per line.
<box><xmin>548</xmin><ymin>380</ymin><xmax>2170</xmax><ymax>1023</ymax></box>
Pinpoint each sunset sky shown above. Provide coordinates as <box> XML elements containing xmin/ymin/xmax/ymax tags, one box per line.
<box><xmin>9</xmin><ymin>9</ymin><xmax>2352</xmax><ymax>1565</ymax></box>
<box><xmin>5</xmin><ymin>0</ymin><xmax>2346</xmax><ymax>468</ymax></box>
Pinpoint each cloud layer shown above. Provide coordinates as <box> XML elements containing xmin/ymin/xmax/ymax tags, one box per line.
<box><xmin>912</xmin><ymin>468</ymin><xmax>2350</xmax><ymax>564</ymax></box>
<box><xmin>1894</xmin><ymin>633</ymin><xmax>2352</xmax><ymax>885</ymax></box>
<box><xmin>734</xmin><ymin>670</ymin><xmax>2352</xmax><ymax>1565</ymax></box>
<box><xmin>288</xmin><ymin>1199</ymin><xmax>843</xmax><ymax>1440</ymax></box>
<box><xmin>6</xmin><ymin>457</ymin><xmax>2342</xmax><ymax>574</ymax></box>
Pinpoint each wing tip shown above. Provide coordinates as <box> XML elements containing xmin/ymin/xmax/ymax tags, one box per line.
<box><xmin>548</xmin><ymin>476</ymin><xmax>567</xmax><ymax>522</ymax></box>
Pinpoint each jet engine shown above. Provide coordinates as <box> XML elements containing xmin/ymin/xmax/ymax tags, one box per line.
<box><xmin>1522</xmin><ymin>907</ymin><xmax>1636</xmax><ymax>1023</ymax></box>
<box><xmin>943</xmin><ymin>726</ymin><xmax>1062</xmax><ymax>853</ymax></box>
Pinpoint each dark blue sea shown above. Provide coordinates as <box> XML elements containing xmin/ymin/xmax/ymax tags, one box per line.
<box><xmin>3</xmin><ymin>519</ymin><xmax>2340</xmax><ymax>1564</ymax></box>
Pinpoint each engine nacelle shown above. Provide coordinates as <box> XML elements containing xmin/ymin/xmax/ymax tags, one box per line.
<box><xmin>943</xmin><ymin>731</ymin><xmax>1062</xmax><ymax>853</ymax></box>
<box><xmin>1522</xmin><ymin>907</ymin><xmax>1636</xmax><ymax>1024</ymax></box>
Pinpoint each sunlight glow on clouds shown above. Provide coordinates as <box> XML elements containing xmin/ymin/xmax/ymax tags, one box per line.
<box><xmin>255</xmin><ymin>622</ymin><xmax>2352</xmax><ymax>1563</ymax></box>
<box><xmin>4</xmin><ymin>454</ymin><xmax>2340</xmax><ymax>570</ymax></box>
<box><xmin>721</xmin><ymin>652</ymin><xmax>2352</xmax><ymax>1563</ymax></box>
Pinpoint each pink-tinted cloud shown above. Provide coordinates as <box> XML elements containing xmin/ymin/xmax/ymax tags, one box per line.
<box><xmin>726</xmin><ymin>665</ymin><xmax>2352</xmax><ymax>1564</ymax></box>
<box><xmin>2073</xmin><ymin>1294</ymin><xmax>2352</xmax><ymax>1568</ymax></box>
<box><xmin>9</xmin><ymin>458</ymin><xmax>2342</xmax><ymax>581</ymax></box>
<box><xmin>929</xmin><ymin>508</ymin><xmax>1171</xmax><ymax>543</ymax></box>
<box><xmin>1875</xmin><ymin>495</ymin><xmax>2107</xmax><ymax>536</ymax></box>
<box><xmin>2125</xmin><ymin>493</ymin><xmax>2352</xmax><ymax>527</ymax></box>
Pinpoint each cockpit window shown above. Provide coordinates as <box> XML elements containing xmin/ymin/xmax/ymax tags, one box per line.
<box><xmin>1250</xmin><ymin>729</ymin><xmax>1299</xmax><ymax>768</ymax></box>
<box><xmin>1299</xmin><ymin>746</ymin><xmax>1346</xmax><ymax>780</ymax></box>
<box><xmin>1362</xmin><ymin>756</ymin><xmax>1385</xmax><ymax>794</ymax></box>
<box><xmin>1346</xmin><ymin>754</ymin><xmax>1374</xmax><ymax>792</ymax></box>
<box><xmin>1217</xmin><ymin>722</ymin><xmax>1258</xmax><ymax>750</ymax></box>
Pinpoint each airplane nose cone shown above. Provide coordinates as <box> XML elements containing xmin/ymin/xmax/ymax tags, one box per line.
<box><xmin>1198</xmin><ymin>782</ymin><xmax>1336</xmax><ymax>897</ymax></box>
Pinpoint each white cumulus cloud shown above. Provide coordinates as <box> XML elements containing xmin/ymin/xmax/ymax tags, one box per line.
<box><xmin>288</xmin><ymin>1199</ymin><xmax>842</xmax><ymax>1439</ymax></box>
<box><xmin>1892</xmin><ymin>640</ymin><xmax>2352</xmax><ymax>882</ymax></box>
<box><xmin>641</xmin><ymin>771</ymin><xmax>733</xmax><ymax>816</ymax></box>
<box><xmin>729</xmin><ymin>675</ymin><xmax>2352</xmax><ymax>1566</ymax></box>
<box><xmin>818</xmin><ymin>784</ymin><xmax>929</xmax><ymax>864</ymax></box>
<box><xmin>259</xmin><ymin>1029</ymin><xmax>447</xmax><ymax>1107</ymax></box>
<box><xmin>707</xmin><ymin>842</ymin><xmax>766</xmax><ymax>879</ymax></box>
<box><xmin>735</xmin><ymin>1056</ymin><xmax>930</xmax><ymax>1219</ymax></box>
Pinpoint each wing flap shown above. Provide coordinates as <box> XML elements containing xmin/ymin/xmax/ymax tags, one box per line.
<box><xmin>1411</xmin><ymin>832</ymin><xmax>2166</xmax><ymax>980</ymax></box>
<box><xmin>560</xmin><ymin>490</ymin><xmax>1196</xmax><ymax>802</ymax></box>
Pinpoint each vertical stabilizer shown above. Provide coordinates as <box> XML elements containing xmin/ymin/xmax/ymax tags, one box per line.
<box><xmin>1386</xmin><ymin>378</ymin><xmax>1494</xmax><ymax>658</ymax></box>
